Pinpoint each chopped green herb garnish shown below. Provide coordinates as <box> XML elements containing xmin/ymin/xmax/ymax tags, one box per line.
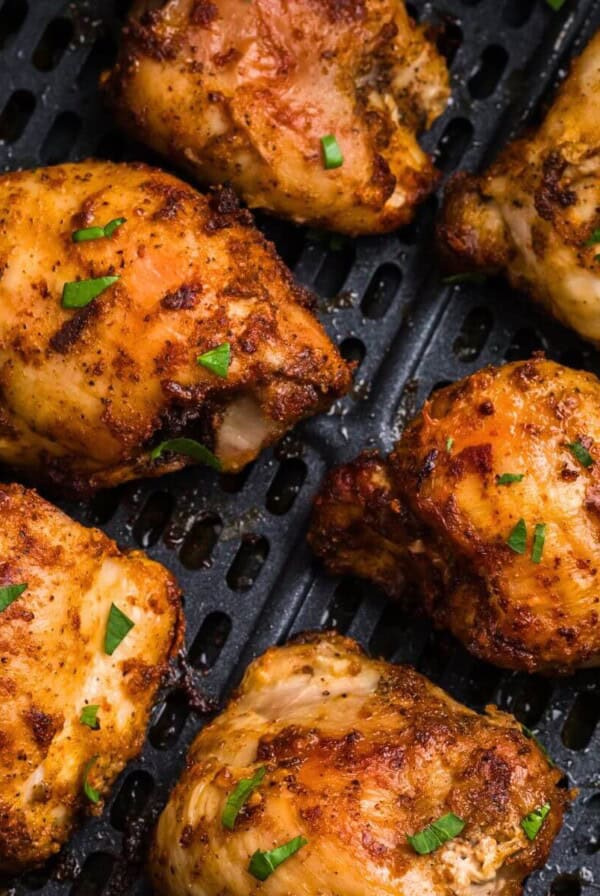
<box><xmin>222</xmin><ymin>767</ymin><xmax>266</xmax><ymax>830</ymax></box>
<box><xmin>62</xmin><ymin>275</ymin><xmax>119</xmax><ymax>309</ymax></box>
<box><xmin>568</xmin><ymin>439</ymin><xmax>593</xmax><ymax>468</ymax></box>
<box><xmin>197</xmin><ymin>342</ymin><xmax>231</xmax><ymax>378</ymax></box>
<box><xmin>531</xmin><ymin>523</ymin><xmax>546</xmax><ymax>564</ymax></box>
<box><xmin>0</xmin><ymin>582</ymin><xmax>27</xmax><ymax>613</ymax></box>
<box><xmin>496</xmin><ymin>473</ymin><xmax>524</xmax><ymax>485</ymax></box>
<box><xmin>80</xmin><ymin>705</ymin><xmax>100</xmax><ymax>730</ymax></box>
<box><xmin>72</xmin><ymin>217</ymin><xmax>126</xmax><ymax>243</ymax></box>
<box><xmin>522</xmin><ymin>726</ymin><xmax>557</xmax><ymax>768</ymax></box>
<box><xmin>407</xmin><ymin>813</ymin><xmax>465</xmax><ymax>855</ymax></box>
<box><xmin>83</xmin><ymin>755</ymin><xmax>101</xmax><ymax>804</ymax></box>
<box><xmin>442</xmin><ymin>272</ymin><xmax>487</xmax><ymax>286</ymax></box>
<box><xmin>321</xmin><ymin>134</ymin><xmax>343</xmax><ymax>170</ymax></box>
<box><xmin>104</xmin><ymin>603</ymin><xmax>134</xmax><ymax>656</ymax></box>
<box><xmin>507</xmin><ymin>518</ymin><xmax>527</xmax><ymax>554</ymax></box>
<box><xmin>446</xmin><ymin>437</ymin><xmax>454</xmax><ymax>453</ymax></box>
<box><xmin>521</xmin><ymin>803</ymin><xmax>551</xmax><ymax>840</ymax></box>
<box><xmin>584</xmin><ymin>229</ymin><xmax>600</xmax><ymax>246</ymax></box>
<box><xmin>545</xmin><ymin>0</ymin><xmax>566</xmax><ymax>9</ymax></box>
<box><xmin>150</xmin><ymin>437</ymin><xmax>221</xmax><ymax>471</ymax></box>
<box><xmin>248</xmin><ymin>836</ymin><xmax>308</xmax><ymax>881</ymax></box>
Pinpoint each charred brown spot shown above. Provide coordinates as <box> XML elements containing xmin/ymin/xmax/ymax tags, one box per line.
<box><xmin>416</xmin><ymin>448</ymin><xmax>438</xmax><ymax>488</ymax></box>
<box><xmin>190</xmin><ymin>0</ymin><xmax>218</xmax><ymax>26</ymax></box>
<box><xmin>479</xmin><ymin>399</ymin><xmax>494</xmax><ymax>416</ymax></box>
<box><xmin>315</xmin><ymin>0</ymin><xmax>366</xmax><ymax>23</ymax></box>
<box><xmin>161</xmin><ymin>283</ymin><xmax>203</xmax><ymax>310</ymax></box>
<box><xmin>49</xmin><ymin>302</ymin><xmax>100</xmax><ymax>355</ymax></box>
<box><xmin>535</xmin><ymin>151</ymin><xmax>577</xmax><ymax>222</ymax></box>
<box><xmin>585</xmin><ymin>486</ymin><xmax>600</xmax><ymax>517</ymax></box>
<box><xmin>24</xmin><ymin>708</ymin><xmax>59</xmax><ymax>750</ymax></box>
<box><xmin>179</xmin><ymin>825</ymin><xmax>194</xmax><ymax>847</ymax></box>
<box><xmin>450</xmin><ymin>443</ymin><xmax>493</xmax><ymax>478</ymax></box>
<box><xmin>205</xmin><ymin>186</ymin><xmax>253</xmax><ymax>233</ymax></box>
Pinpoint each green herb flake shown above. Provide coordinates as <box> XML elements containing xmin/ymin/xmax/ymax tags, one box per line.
<box><xmin>0</xmin><ymin>582</ymin><xmax>27</xmax><ymax>613</ymax></box>
<box><xmin>222</xmin><ymin>767</ymin><xmax>266</xmax><ymax>830</ymax></box>
<box><xmin>80</xmin><ymin>705</ymin><xmax>100</xmax><ymax>730</ymax></box>
<box><xmin>248</xmin><ymin>836</ymin><xmax>308</xmax><ymax>881</ymax></box>
<box><xmin>522</xmin><ymin>726</ymin><xmax>557</xmax><ymax>768</ymax></box>
<box><xmin>531</xmin><ymin>523</ymin><xmax>546</xmax><ymax>564</ymax></box>
<box><xmin>585</xmin><ymin>230</ymin><xmax>600</xmax><ymax>246</ymax></box>
<box><xmin>62</xmin><ymin>275</ymin><xmax>119</xmax><ymax>309</ymax></box>
<box><xmin>72</xmin><ymin>217</ymin><xmax>126</xmax><ymax>243</ymax></box>
<box><xmin>442</xmin><ymin>272</ymin><xmax>487</xmax><ymax>286</ymax></box>
<box><xmin>321</xmin><ymin>134</ymin><xmax>343</xmax><ymax>170</ymax></box>
<box><xmin>568</xmin><ymin>439</ymin><xmax>593</xmax><ymax>468</ymax></box>
<box><xmin>104</xmin><ymin>603</ymin><xmax>134</xmax><ymax>656</ymax></box>
<box><xmin>506</xmin><ymin>518</ymin><xmax>527</xmax><ymax>554</ymax></box>
<box><xmin>496</xmin><ymin>473</ymin><xmax>524</xmax><ymax>486</ymax></box>
<box><xmin>521</xmin><ymin>803</ymin><xmax>551</xmax><ymax>840</ymax></box>
<box><xmin>545</xmin><ymin>0</ymin><xmax>566</xmax><ymax>9</ymax></box>
<box><xmin>83</xmin><ymin>755</ymin><xmax>101</xmax><ymax>804</ymax></box>
<box><xmin>446</xmin><ymin>437</ymin><xmax>454</xmax><ymax>453</ymax></box>
<box><xmin>407</xmin><ymin>813</ymin><xmax>465</xmax><ymax>856</ymax></box>
<box><xmin>150</xmin><ymin>437</ymin><xmax>221</xmax><ymax>471</ymax></box>
<box><xmin>197</xmin><ymin>342</ymin><xmax>231</xmax><ymax>378</ymax></box>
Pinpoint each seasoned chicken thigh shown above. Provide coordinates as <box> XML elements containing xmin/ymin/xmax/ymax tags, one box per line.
<box><xmin>311</xmin><ymin>357</ymin><xmax>600</xmax><ymax>674</ymax></box>
<box><xmin>438</xmin><ymin>30</ymin><xmax>600</xmax><ymax>344</ymax></box>
<box><xmin>150</xmin><ymin>632</ymin><xmax>567</xmax><ymax>896</ymax></box>
<box><xmin>0</xmin><ymin>161</ymin><xmax>349</xmax><ymax>493</ymax></box>
<box><xmin>0</xmin><ymin>483</ymin><xmax>182</xmax><ymax>872</ymax></box>
<box><xmin>103</xmin><ymin>0</ymin><xmax>450</xmax><ymax>234</ymax></box>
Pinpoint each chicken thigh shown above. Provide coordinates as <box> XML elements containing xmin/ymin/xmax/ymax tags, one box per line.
<box><xmin>310</xmin><ymin>357</ymin><xmax>600</xmax><ymax>674</ymax></box>
<box><xmin>0</xmin><ymin>161</ymin><xmax>349</xmax><ymax>493</ymax></box>
<box><xmin>150</xmin><ymin>632</ymin><xmax>567</xmax><ymax>896</ymax></box>
<box><xmin>103</xmin><ymin>0</ymin><xmax>450</xmax><ymax>235</ymax></box>
<box><xmin>0</xmin><ymin>483</ymin><xmax>182</xmax><ymax>872</ymax></box>
<box><xmin>438</xmin><ymin>30</ymin><xmax>600</xmax><ymax>344</ymax></box>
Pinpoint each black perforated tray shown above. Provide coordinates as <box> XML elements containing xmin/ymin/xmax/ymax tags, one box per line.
<box><xmin>2</xmin><ymin>1</ymin><xmax>600</xmax><ymax>894</ymax></box>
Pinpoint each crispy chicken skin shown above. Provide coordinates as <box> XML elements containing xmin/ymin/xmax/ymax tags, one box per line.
<box><xmin>0</xmin><ymin>483</ymin><xmax>182</xmax><ymax>873</ymax></box>
<box><xmin>149</xmin><ymin>632</ymin><xmax>567</xmax><ymax>896</ymax></box>
<box><xmin>310</xmin><ymin>358</ymin><xmax>600</xmax><ymax>674</ymax></box>
<box><xmin>438</xmin><ymin>31</ymin><xmax>600</xmax><ymax>344</ymax></box>
<box><xmin>0</xmin><ymin>161</ymin><xmax>349</xmax><ymax>493</ymax></box>
<box><xmin>103</xmin><ymin>0</ymin><xmax>450</xmax><ymax>235</ymax></box>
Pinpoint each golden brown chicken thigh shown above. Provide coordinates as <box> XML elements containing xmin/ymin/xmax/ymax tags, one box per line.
<box><xmin>103</xmin><ymin>0</ymin><xmax>450</xmax><ymax>235</ymax></box>
<box><xmin>149</xmin><ymin>632</ymin><xmax>567</xmax><ymax>896</ymax></box>
<box><xmin>0</xmin><ymin>483</ymin><xmax>182</xmax><ymax>873</ymax></box>
<box><xmin>438</xmin><ymin>30</ymin><xmax>600</xmax><ymax>344</ymax></box>
<box><xmin>310</xmin><ymin>357</ymin><xmax>600</xmax><ymax>674</ymax></box>
<box><xmin>0</xmin><ymin>161</ymin><xmax>349</xmax><ymax>493</ymax></box>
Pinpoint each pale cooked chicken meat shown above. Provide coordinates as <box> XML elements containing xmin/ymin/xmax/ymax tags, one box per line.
<box><xmin>310</xmin><ymin>357</ymin><xmax>600</xmax><ymax>674</ymax></box>
<box><xmin>103</xmin><ymin>0</ymin><xmax>450</xmax><ymax>234</ymax></box>
<box><xmin>149</xmin><ymin>632</ymin><xmax>567</xmax><ymax>896</ymax></box>
<box><xmin>0</xmin><ymin>483</ymin><xmax>182</xmax><ymax>872</ymax></box>
<box><xmin>438</xmin><ymin>30</ymin><xmax>600</xmax><ymax>344</ymax></box>
<box><xmin>0</xmin><ymin>161</ymin><xmax>350</xmax><ymax>493</ymax></box>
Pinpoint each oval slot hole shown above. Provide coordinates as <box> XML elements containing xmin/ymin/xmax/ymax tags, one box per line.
<box><xmin>189</xmin><ymin>611</ymin><xmax>232</xmax><ymax>670</ymax></box>
<box><xmin>453</xmin><ymin>306</ymin><xmax>493</xmax><ymax>362</ymax></box>
<box><xmin>110</xmin><ymin>770</ymin><xmax>154</xmax><ymax>832</ymax></box>
<box><xmin>561</xmin><ymin>691</ymin><xmax>600</xmax><ymax>750</ymax></box>
<box><xmin>227</xmin><ymin>535</ymin><xmax>270</xmax><ymax>591</ymax></box>
<box><xmin>132</xmin><ymin>491</ymin><xmax>174</xmax><ymax>548</ymax></box>
<box><xmin>179</xmin><ymin>514</ymin><xmax>222</xmax><ymax>569</ymax></box>
<box><xmin>361</xmin><ymin>263</ymin><xmax>402</xmax><ymax>319</ymax></box>
<box><xmin>266</xmin><ymin>458</ymin><xmax>307</xmax><ymax>515</ymax></box>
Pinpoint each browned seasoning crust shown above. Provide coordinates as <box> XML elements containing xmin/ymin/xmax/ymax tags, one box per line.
<box><xmin>0</xmin><ymin>483</ymin><xmax>183</xmax><ymax>873</ymax></box>
<box><xmin>310</xmin><ymin>357</ymin><xmax>600</xmax><ymax>674</ymax></box>
<box><xmin>102</xmin><ymin>0</ymin><xmax>450</xmax><ymax>235</ymax></box>
<box><xmin>0</xmin><ymin>161</ymin><xmax>350</xmax><ymax>493</ymax></box>
<box><xmin>149</xmin><ymin>632</ymin><xmax>568</xmax><ymax>896</ymax></box>
<box><xmin>437</xmin><ymin>30</ymin><xmax>600</xmax><ymax>344</ymax></box>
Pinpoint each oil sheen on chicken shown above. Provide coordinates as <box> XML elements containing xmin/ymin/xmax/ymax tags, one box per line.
<box><xmin>0</xmin><ymin>161</ymin><xmax>350</xmax><ymax>492</ymax></box>
<box><xmin>310</xmin><ymin>357</ymin><xmax>600</xmax><ymax>674</ymax></box>
<box><xmin>149</xmin><ymin>632</ymin><xmax>567</xmax><ymax>896</ymax></box>
<box><xmin>103</xmin><ymin>0</ymin><xmax>450</xmax><ymax>234</ymax></box>
<box><xmin>0</xmin><ymin>484</ymin><xmax>182</xmax><ymax>872</ymax></box>
<box><xmin>438</xmin><ymin>30</ymin><xmax>600</xmax><ymax>344</ymax></box>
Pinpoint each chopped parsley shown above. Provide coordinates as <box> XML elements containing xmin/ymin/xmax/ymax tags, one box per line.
<box><xmin>222</xmin><ymin>767</ymin><xmax>266</xmax><ymax>830</ymax></box>
<box><xmin>62</xmin><ymin>275</ymin><xmax>119</xmax><ymax>309</ymax></box>
<box><xmin>442</xmin><ymin>272</ymin><xmax>487</xmax><ymax>286</ymax></box>
<box><xmin>0</xmin><ymin>582</ymin><xmax>27</xmax><ymax>612</ymax></box>
<box><xmin>584</xmin><ymin>228</ymin><xmax>600</xmax><ymax>246</ymax></box>
<box><xmin>531</xmin><ymin>523</ymin><xmax>546</xmax><ymax>564</ymax></box>
<box><xmin>248</xmin><ymin>836</ymin><xmax>308</xmax><ymax>881</ymax></box>
<box><xmin>197</xmin><ymin>342</ymin><xmax>231</xmax><ymax>378</ymax></box>
<box><xmin>320</xmin><ymin>135</ymin><xmax>343</xmax><ymax>170</ymax></box>
<box><xmin>150</xmin><ymin>437</ymin><xmax>221</xmax><ymax>471</ymax></box>
<box><xmin>446</xmin><ymin>437</ymin><xmax>454</xmax><ymax>453</ymax></box>
<box><xmin>83</xmin><ymin>755</ymin><xmax>101</xmax><ymax>804</ymax></box>
<box><xmin>496</xmin><ymin>473</ymin><xmax>524</xmax><ymax>485</ymax></box>
<box><xmin>407</xmin><ymin>813</ymin><xmax>465</xmax><ymax>855</ymax></box>
<box><xmin>521</xmin><ymin>803</ymin><xmax>551</xmax><ymax>840</ymax></box>
<box><xmin>506</xmin><ymin>518</ymin><xmax>527</xmax><ymax>554</ymax></box>
<box><xmin>104</xmin><ymin>603</ymin><xmax>134</xmax><ymax>656</ymax></box>
<box><xmin>72</xmin><ymin>217</ymin><xmax>126</xmax><ymax>243</ymax></box>
<box><xmin>567</xmin><ymin>439</ymin><xmax>593</xmax><ymax>468</ymax></box>
<box><xmin>80</xmin><ymin>705</ymin><xmax>100</xmax><ymax>730</ymax></box>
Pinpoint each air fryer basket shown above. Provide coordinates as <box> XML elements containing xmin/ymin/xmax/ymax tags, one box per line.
<box><xmin>1</xmin><ymin>0</ymin><xmax>600</xmax><ymax>893</ymax></box>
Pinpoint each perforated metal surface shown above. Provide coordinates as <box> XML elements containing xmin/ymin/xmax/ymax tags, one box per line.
<box><xmin>1</xmin><ymin>0</ymin><xmax>600</xmax><ymax>893</ymax></box>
